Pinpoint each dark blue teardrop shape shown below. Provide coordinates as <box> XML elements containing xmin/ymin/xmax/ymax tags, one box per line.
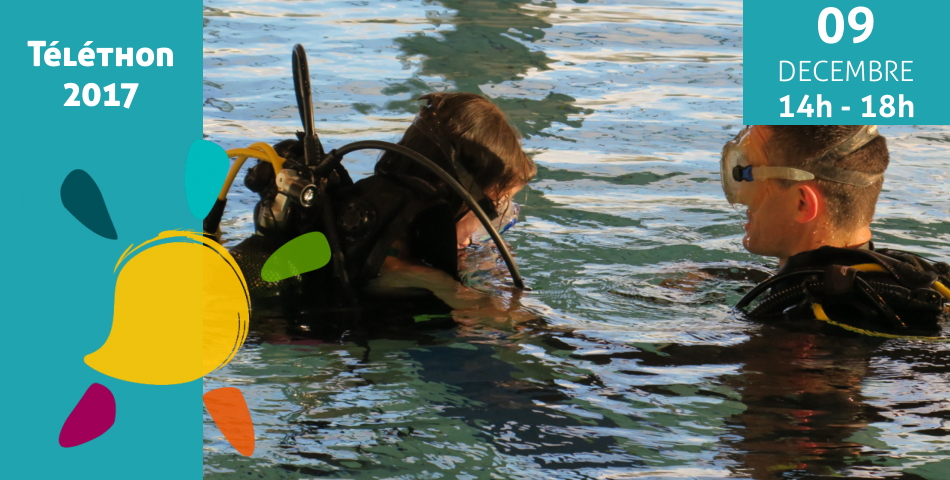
<box><xmin>61</xmin><ymin>169</ymin><xmax>118</xmax><ymax>240</ymax></box>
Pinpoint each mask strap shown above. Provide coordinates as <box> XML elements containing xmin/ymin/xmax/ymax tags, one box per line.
<box><xmin>450</xmin><ymin>146</ymin><xmax>500</xmax><ymax>220</ymax></box>
<box><xmin>409</xmin><ymin>116</ymin><xmax>499</xmax><ymax>220</ymax></box>
<box><xmin>808</xmin><ymin>125</ymin><xmax>883</xmax><ymax>186</ymax></box>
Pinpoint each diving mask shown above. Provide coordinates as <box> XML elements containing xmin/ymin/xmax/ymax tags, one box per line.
<box><xmin>720</xmin><ymin>125</ymin><xmax>883</xmax><ymax>206</ymax></box>
<box><xmin>471</xmin><ymin>201</ymin><xmax>520</xmax><ymax>245</ymax></box>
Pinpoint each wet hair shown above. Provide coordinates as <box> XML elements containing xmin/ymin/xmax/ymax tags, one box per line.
<box><xmin>765</xmin><ymin>125</ymin><xmax>889</xmax><ymax>231</ymax></box>
<box><xmin>375</xmin><ymin>92</ymin><xmax>536</xmax><ymax>212</ymax></box>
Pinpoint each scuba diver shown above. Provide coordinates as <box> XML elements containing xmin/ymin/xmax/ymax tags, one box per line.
<box><xmin>205</xmin><ymin>45</ymin><xmax>536</xmax><ymax>319</ymax></box>
<box><xmin>720</xmin><ymin>124</ymin><xmax>950</xmax><ymax>337</ymax></box>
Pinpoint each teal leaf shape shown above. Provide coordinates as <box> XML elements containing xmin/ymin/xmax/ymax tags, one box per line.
<box><xmin>185</xmin><ymin>139</ymin><xmax>230</xmax><ymax>220</ymax></box>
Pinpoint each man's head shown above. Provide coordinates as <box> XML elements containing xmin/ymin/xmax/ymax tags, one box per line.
<box><xmin>721</xmin><ymin>125</ymin><xmax>889</xmax><ymax>264</ymax></box>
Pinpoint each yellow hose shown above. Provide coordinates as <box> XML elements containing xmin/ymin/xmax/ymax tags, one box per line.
<box><xmin>811</xmin><ymin>303</ymin><xmax>949</xmax><ymax>342</ymax></box>
<box><xmin>217</xmin><ymin>145</ymin><xmax>287</xmax><ymax>201</ymax></box>
<box><xmin>935</xmin><ymin>281</ymin><xmax>950</xmax><ymax>300</ymax></box>
<box><xmin>217</xmin><ymin>155</ymin><xmax>249</xmax><ymax>201</ymax></box>
<box><xmin>851</xmin><ymin>263</ymin><xmax>950</xmax><ymax>300</ymax></box>
<box><xmin>247</xmin><ymin>142</ymin><xmax>285</xmax><ymax>173</ymax></box>
<box><xmin>850</xmin><ymin>263</ymin><xmax>887</xmax><ymax>273</ymax></box>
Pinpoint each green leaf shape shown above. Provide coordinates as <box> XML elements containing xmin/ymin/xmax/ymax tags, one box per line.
<box><xmin>260</xmin><ymin>232</ymin><xmax>331</xmax><ymax>282</ymax></box>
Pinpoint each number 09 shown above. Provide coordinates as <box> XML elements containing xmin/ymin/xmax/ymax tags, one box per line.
<box><xmin>819</xmin><ymin>7</ymin><xmax>873</xmax><ymax>44</ymax></box>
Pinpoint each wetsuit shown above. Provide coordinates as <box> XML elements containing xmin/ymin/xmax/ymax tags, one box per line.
<box><xmin>738</xmin><ymin>242</ymin><xmax>950</xmax><ymax>336</ymax></box>
<box><xmin>228</xmin><ymin>139</ymin><xmax>462</xmax><ymax>318</ymax></box>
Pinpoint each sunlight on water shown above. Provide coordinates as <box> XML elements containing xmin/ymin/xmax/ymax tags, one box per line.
<box><xmin>204</xmin><ymin>0</ymin><xmax>950</xmax><ymax>478</ymax></box>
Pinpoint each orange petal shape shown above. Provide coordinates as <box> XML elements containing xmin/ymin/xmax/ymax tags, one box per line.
<box><xmin>203</xmin><ymin>387</ymin><xmax>255</xmax><ymax>456</ymax></box>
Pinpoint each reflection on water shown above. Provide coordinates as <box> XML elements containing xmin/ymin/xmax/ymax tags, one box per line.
<box><xmin>710</xmin><ymin>328</ymin><xmax>882</xmax><ymax>477</ymax></box>
<box><xmin>206</xmin><ymin>317</ymin><xmax>950</xmax><ymax>479</ymax></box>
<box><xmin>203</xmin><ymin>0</ymin><xmax>950</xmax><ymax>478</ymax></box>
<box><xmin>381</xmin><ymin>0</ymin><xmax>587</xmax><ymax>137</ymax></box>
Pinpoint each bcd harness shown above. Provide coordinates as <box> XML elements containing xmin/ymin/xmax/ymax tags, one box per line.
<box><xmin>203</xmin><ymin>44</ymin><xmax>527</xmax><ymax>308</ymax></box>
<box><xmin>737</xmin><ymin>245</ymin><xmax>950</xmax><ymax>340</ymax></box>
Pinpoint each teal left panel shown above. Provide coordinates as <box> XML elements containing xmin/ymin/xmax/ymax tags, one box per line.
<box><xmin>1</xmin><ymin>1</ymin><xmax>203</xmax><ymax>478</ymax></box>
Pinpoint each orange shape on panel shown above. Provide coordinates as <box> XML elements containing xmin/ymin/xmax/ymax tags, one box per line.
<box><xmin>203</xmin><ymin>387</ymin><xmax>255</xmax><ymax>456</ymax></box>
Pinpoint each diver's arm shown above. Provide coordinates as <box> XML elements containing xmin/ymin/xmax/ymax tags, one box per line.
<box><xmin>368</xmin><ymin>256</ymin><xmax>535</xmax><ymax>322</ymax></box>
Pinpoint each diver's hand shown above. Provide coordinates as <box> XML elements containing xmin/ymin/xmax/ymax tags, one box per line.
<box><xmin>369</xmin><ymin>257</ymin><xmax>537</xmax><ymax>323</ymax></box>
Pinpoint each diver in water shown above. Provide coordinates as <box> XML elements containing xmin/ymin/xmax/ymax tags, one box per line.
<box><xmin>363</xmin><ymin>93</ymin><xmax>535</xmax><ymax>298</ymax></box>
<box><xmin>720</xmin><ymin>125</ymin><xmax>950</xmax><ymax>336</ymax></box>
<box><xmin>222</xmin><ymin>89</ymin><xmax>536</xmax><ymax>318</ymax></box>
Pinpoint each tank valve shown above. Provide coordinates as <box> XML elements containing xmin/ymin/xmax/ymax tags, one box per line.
<box><xmin>276</xmin><ymin>169</ymin><xmax>318</xmax><ymax>208</ymax></box>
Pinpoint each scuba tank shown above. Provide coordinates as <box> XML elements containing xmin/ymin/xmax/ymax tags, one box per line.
<box><xmin>737</xmin><ymin>245</ymin><xmax>950</xmax><ymax>338</ymax></box>
<box><xmin>204</xmin><ymin>44</ymin><xmax>527</xmax><ymax>310</ymax></box>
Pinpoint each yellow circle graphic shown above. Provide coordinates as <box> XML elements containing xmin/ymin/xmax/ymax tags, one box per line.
<box><xmin>85</xmin><ymin>231</ymin><xmax>250</xmax><ymax>385</ymax></box>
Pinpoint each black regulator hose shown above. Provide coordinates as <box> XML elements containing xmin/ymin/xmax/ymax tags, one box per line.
<box><xmin>292</xmin><ymin>44</ymin><xmax>324</xmax><ymax>166</ymax></box>
<box><xmin>736</xmin><ymin>269</ymin><xmax>824</xmax><ymax>310</ymax></box>
<box><xmin>325</xmin><ymin>140</ymin><xmax>527</xmax><ymax>290</ymax></box>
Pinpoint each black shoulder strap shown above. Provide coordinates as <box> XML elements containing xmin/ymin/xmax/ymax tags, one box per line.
<box><xmin>340</xmin><ymin>173</ymin><xmax>460</xmax><ymax>285</ymax></box>
<box><xmin>356</xmin><ymin>197</ymin><xmax>430</xmax><ymax>284</ymax></box>
<box><xmin>738</xmin><ymin>245</ymin><xmax>948</xmax><ymax>333</ymax></box>
<box><xmin>875</xmin><ymin>248</ymin><xmax>950</xmax><ymax>282</ymax></box>
<box><xmin>739</xmin><ymin>246</ymin><xmax>947</xmax><ymax>310</ymax></box>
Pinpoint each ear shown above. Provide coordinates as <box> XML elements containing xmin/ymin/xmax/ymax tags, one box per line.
<box><xmin>795</xmin><ymin>183</ymin><xmax>822</xmax><ymax>223</ymax></box>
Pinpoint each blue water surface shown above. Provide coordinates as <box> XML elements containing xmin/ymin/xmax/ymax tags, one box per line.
<box><xmin>203</xmin><ymin>1</ymin><xmax>950</xmax><ymax>478</ymax></box>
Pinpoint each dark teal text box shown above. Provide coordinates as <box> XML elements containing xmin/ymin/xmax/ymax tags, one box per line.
<box><xmin>2</xmin><ymin>0</ymin><xmax>202</xmax><ymax>478</ymax></box>
<box><xmin>745</xmin><ymin>0</ymin><xmax>950</xmax><ymax>124</ymax></box>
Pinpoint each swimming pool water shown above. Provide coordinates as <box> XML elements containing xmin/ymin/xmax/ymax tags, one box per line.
<box><xmin>203</xmin><ymin>1</ymin><xmax>950</xmax><ymax>478</ymax></box>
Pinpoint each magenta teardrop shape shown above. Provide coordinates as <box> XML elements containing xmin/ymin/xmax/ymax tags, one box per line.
<box><xmin>59</xmin><ymin>383</ymin><xmax>116</xmax><ymax>448</ymax></box>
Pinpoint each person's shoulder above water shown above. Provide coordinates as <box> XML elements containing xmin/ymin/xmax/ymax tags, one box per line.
<box><xmin>221</xmin><ymin>87</ymin><xmax>538</xmax><ymax>321</ymax></box>
<box><xmin>744</xmin><ymin>242</ymin><xmax>950</xmax><ymax>335</ymax></box>
<box><xmin>720</xmin><ymin>124</ymin><xmax>950</xmax><ymax>335</ymax></box>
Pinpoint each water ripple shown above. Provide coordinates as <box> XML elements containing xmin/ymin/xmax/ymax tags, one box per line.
<box><xmin>204</xmin><ymin>0</ymin><xmax>950</xmax><ymax>478</ymax></box>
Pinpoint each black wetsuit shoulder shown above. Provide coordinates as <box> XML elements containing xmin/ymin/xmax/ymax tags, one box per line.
<box><xmin>741</xmin><ymin>243</ymin><xmax>949</xmax><ymax>335</ymax></box>
<box><xmin>230</xmin><ymin>169</ymin><xmax>461</xmax><ymax>321</ymax></box>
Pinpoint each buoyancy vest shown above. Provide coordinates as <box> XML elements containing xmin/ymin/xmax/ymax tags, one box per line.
<box><xmin>229</xmin><ymin>138</ymin><xmax>461</xmax><ymax>308</ymax></box>
<box><xmin>737</xmin><ymin>243</ymin><xmax>950</xmax><ymax>336</ymax></box>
